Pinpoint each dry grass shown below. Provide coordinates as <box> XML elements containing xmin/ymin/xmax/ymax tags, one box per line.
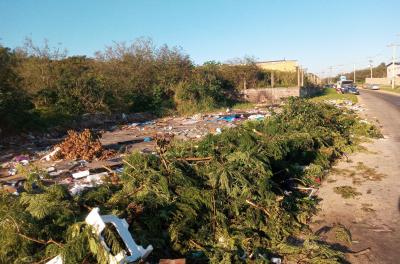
<box><xmin>332</xmin><ymin>224</ymin><xmax>352</xmax><ymax>245</ymax></box>
<box><xmin>333</xmin><ymin>186</ymin><xmax>361</xmax><ymax>199</ymax></box>
<box><xmin>361</xmin><ymin>203</ymin><xmax>375</xmax><ymax>213</ymax></box>
<box><xmin>353</xmin><ymin>162</ymin><xmax>385</xmax><ymax>181</ymax></box>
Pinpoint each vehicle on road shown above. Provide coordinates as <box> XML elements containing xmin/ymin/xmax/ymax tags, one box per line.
<box><xmin>336</xmin><ymin>80</ymin><xmax>358</xmax><ymax>94</ymax></box>
<box><xmin>347</xmin><ymin>86</ymin><xmax>360</xmax><ymax>95</ymax></box>
<box><xmin>363</xmin><ymin>83</ymin><xmax>380</xmax><ymax>90</ymax></box>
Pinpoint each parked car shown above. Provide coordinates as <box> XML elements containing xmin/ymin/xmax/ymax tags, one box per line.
<box><xmin>348</xmin><ymin>86</ymin><xmax>360</xmax><ymax>95</ymax></box>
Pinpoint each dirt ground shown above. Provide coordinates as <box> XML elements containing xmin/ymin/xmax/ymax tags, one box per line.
<box><xmin>311</xmin><ymin>90</ymin><xmax>400</xmax><ymax>263</ymax></box>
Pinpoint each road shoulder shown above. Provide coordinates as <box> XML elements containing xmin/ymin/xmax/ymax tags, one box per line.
<box><xmin>310</xmin><ymin>93</ymin><xmax>400</xmax><ymax>264</ymax></box>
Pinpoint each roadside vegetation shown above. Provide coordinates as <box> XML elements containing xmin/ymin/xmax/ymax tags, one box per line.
<box><xmin>0</xmin><ymin>38</ymin><xmax>301</xmax><ymax>135</ymax></box>
<box><xmin>311</xmin><ymin>88</ymin><xmax>358</xmax><ymax>103</ymax></box>
<box><xmin>379</xmin><ymin>85</ymin><xmax>400</xmax><ymax>94</ymax></box>
<box><xmin>0</xmin><ymin>98</ymin><xmax>381</xmax><ymax>263</ymax></box>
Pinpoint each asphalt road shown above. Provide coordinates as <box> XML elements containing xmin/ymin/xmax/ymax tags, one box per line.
<box><xmin>349</xmin><ymin>89</ymin><xmax>400</xmax><ymax>263</ymax></box>
<box><xmin>313</xmin><ymin>89</ymin><xmax>400</xmax><ymax>264</ymax></box>
<box><xmin>359</xmin><ymin>89</ymin><xmax>400</xmax><ymax>141</ymax></box>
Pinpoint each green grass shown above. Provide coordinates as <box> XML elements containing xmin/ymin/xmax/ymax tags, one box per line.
<box><xmin>379</xmin><ymin>85</ymin><xmax>400</xmax><ymax>94</ymax></box>
<box><xmin>231</xmin><ymin>101</ymin><xmax>256</xmax><ymax>110</ymax></box>
<box><xmin>311</xmin><ymin>88</ymin><xmax>358</xmax><ymax>103</ymax></box>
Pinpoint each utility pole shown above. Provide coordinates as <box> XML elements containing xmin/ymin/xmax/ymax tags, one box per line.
<box><xmin>271</xmin><ymin>71</ymin><xmax>275</xmax><ymax>88</ymax></box>
<box><xmin>328</xmin><ymin>66</ymin><xmax>333</xmax><ymax>84</ymax></box>
<box><xmin>387</xmin><ymin>43</ymin><xmax>399</xmax><ymax>89</ymax></box>
<box><xmin>368</xmin><ymin>59</ymin><xmax>373</xmax><ymax>79</ymax></box>
<box><xmin>297</xmin><ymin>66</ymin><xmax>301</xmax><ymax>87</ymax></box>
<box><xmin>301</xmin><ymin>67</ymin><xmax>304</xmax><ymax>87</ymax></box>
<box><xmin>353</xmin><ymin>64</ymin><xmax>356</xmax><ymax>83</ymax></box>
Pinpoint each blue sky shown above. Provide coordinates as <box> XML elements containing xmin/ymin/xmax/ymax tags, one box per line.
<box><xmin>1</xmin><ymin>0</ymin><xmax>399</xmax><ymax>76</ymax></box>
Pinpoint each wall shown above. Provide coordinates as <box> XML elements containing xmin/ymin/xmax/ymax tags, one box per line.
<box><xmin>241</xmin><ymin>86</ymin><xmax>320</xmax><ymax>104</ymax></box>
<box><xmin>387</xmin><ymin>64</ymin><xmax>400</xmax><ymax>78</ymax></box>
<box><xmin>256</xmin><ymin>60</ymin><xmax>298</xmax><ymax>72</ymax></box>
<box><xmin>365</xmin><ymin>78</ymin><xmax>389</xmax><ymax>85</ymax></box>
<box><xmin>365</xmin><ymin>77</ymin><xmax>400</xmax><ymax>85</ymax></box>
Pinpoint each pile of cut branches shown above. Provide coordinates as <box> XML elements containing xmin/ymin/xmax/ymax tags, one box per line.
<box><xmin>54</xmin><ymin>129</ymin><xmax>114</xmax><ymax>161</ymax></box>
<box><xmin>0</xmin><ymin>98</ymin><xmax>380</xmax><ymax>263</ymax></box>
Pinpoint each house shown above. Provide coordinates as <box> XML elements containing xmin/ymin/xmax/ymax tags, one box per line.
<box><xmin>387</xmin><ymin>62</ymin><xmax>400</xmax><ymax>78</ymax></box>
<box><xmin>256</xmin><ymin>59</ymin><xmax>298</xmax><ymax>72</ymax></box>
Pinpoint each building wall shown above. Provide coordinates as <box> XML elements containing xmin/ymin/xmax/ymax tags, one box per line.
<box><xmin>256</xmin><ymin>60</ymin><xmax>298</xmax><ymax>72</ymax></box>
<box><xmin>365</xmin><ymin>78</ymin><xmax>390</xmax><ymax>85</ymax></box>
<box><xmin>387</xmin><ymin>64</ymin><xmax>400</xmax><ymax>78</ymax></box>
<box><xmin>241</xmin><ymin>86</ymin><xmax>320</xmax><ymax>104</ymax></box>
<box><xmin>365</xmin><ymin>77</ymin><xmax>400</xmax><ymax>85</ymax></box>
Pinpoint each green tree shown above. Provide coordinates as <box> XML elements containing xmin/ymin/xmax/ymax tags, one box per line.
<box><xmin>0</xmin><ymin>46</ymin><xmax>33</xmax><ymax>133</ymax></box>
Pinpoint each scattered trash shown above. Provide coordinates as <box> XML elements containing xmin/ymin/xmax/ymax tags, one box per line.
<box><xmin>218</xmin><ymin>114</ymin><xmax>239</xmax><ymax>122</ymax></box>
<box><xmin>7</xmin><ymin>168</ymin><xmax>17</xmax><ymax>176</ymax></box>
<box><xmin>143</xmin><ymin>137</ymin><xmax>152</xmax><ymax>142</ymax></box>
<box><xmin>248</xmin><ymin>114</ymin><xmax>265</xmax><ymax>121</ymax></box>
<box><xmin>85</xmin><ymin>207</ymin><xmax>153</xmax><ymax>263</ymax></box>
<box><xmin>72</xmin><ymin>170</ymin><xmax>90</xmax><ymax>179</ymax></box>
<box><xmin>46</xmin><ymin>167</ymin><xmax>55</xmax><ymax>172</ymax></box>
<box><xmin>271</xmin><ymin>257</ymin><xmax>282</xmax><ymax>264</ymax></box>
<box><xmin>46</xmin><ymin>207</ymin><xmax>153</xmax><ymax>264</ymax></box>
<box><xmin>215</xmin><ymin>128</ymin><xmax>222</xmax><ymax>134</ymax></box>
<box><xmin>41</xmin><ymin>147</ymin><xmax>61</xmax><ymax>161</ymax></box>
<box><xmin>14</xmin><ymin>155</ymin><xmax>29</xmax><ymax>162</ymax></box>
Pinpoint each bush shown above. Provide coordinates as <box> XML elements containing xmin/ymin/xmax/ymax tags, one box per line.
<box><xmin>0</xmin><ymin>46</ymin><xmax>34</xmax><ymax>134</ymax></box>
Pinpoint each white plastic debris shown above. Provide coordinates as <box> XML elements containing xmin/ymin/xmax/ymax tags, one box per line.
<box><xmin>248</xmin><ymin>114</ymin><xmax>265</xmax><ymax>121</ymax></box>
<box><xmin>215</xmin><ymin>128</ymin><xmax>222</xmax><ymax>134</ymax></box>
<box><xmin>85</xmin><ymin>207</ymin><xmax>153</xmax><ymax>264</ymax></box>
<box><xmin>46</xmin><ymin>255</ymin><xmax>63</xmax><ymax>264</ymax></box>
<box><xmin>8</xmin><ymin>168</ymin><xmax>17</xmax><ymax>176</ymax></box>
<box><xmin>20</xmin><ymin>160</ymin><xmax>29</xmax><ymax>166</ymax></box>
<box><xmin>271</xmin><ymin>257</ymin><xmax>282</xmax><ymax>264</ymax></box>
<box><xmin>46</xmin><ymin>208</ymin><xmax>153</xmax><ymax>264</ymax></box>
<box><xmin>41</xmin><ymin>147</ymin><xmax>61</xmax><ymax>161</ymax></box>
<box><xmin>72</xmin><ymin>170</ymin><xmax>90</xmax><ymax>179</ymax></box>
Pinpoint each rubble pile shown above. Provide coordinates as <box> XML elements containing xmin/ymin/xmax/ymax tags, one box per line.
<box><xmin>0</xmin><ymin>107</ymin><xmax>271</xmax><ymax>196</ymax></box>
<box><xmin>54</xmin><ymin>129</ymin><xmax>115</xmax><ymax>161</ymax></box>
<box><xmin>324</xmin><ymin>99</ymin><xmax>365</xmax><ymax>112</ymax></box>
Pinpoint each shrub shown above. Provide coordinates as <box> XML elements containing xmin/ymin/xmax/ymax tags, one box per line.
<box><xmin>0</xmin><ymin>46</ymin><xmax>34</xmax><ymax>134</ymax></box>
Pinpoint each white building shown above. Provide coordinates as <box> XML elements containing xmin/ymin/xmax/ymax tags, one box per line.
<box><xmin>387</xmin><ymin>62</ymin><xmax>400</xmax><ymax>78</ymax></box>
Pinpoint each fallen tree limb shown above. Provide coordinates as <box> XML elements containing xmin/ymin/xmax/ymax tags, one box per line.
<box><xmin>245</xmin><ymin>199</ymin><xmax>271</xmax><ymax>217</ymax></box>
<box><xmin>177</xmin><ymin>157</ymin><xmax>212</xmax><ymax>162</ymax></box>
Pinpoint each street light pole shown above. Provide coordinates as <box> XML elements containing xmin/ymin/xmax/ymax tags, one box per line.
<box><xmin>368</xmin><ymin>60</ymin><xmax>373</xmax><ymax>79</ymax></box>
<box><xmin>387</xmin><ymin>43</ymin><xmax>399</xmax><ymax>89</ymax></box>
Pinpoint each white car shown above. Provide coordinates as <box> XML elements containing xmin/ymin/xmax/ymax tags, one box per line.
<box><xmin>370</xmin><ymin>84</ymin><xmax>380</xmax><ymax>90</ymax></box>
<box><xmin>364</xmin><ymin>84</ymin><xmax>380</xmax><ymax>90</ymax></box>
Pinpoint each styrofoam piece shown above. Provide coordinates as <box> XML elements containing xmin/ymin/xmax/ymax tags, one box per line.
<box><xmin>72</xmin><ymin>170</ymin><xmax>90</xmax><ymax>179</ymax></box>
<box><xmin>85</xmin><ymin>172</ymin><xmax>108</xmax><ymax>183</ymax></box>
<box><xmin>46</xmin><ymin>255</ymin><xmax>63</xmax><ymax>264</ymax></box>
